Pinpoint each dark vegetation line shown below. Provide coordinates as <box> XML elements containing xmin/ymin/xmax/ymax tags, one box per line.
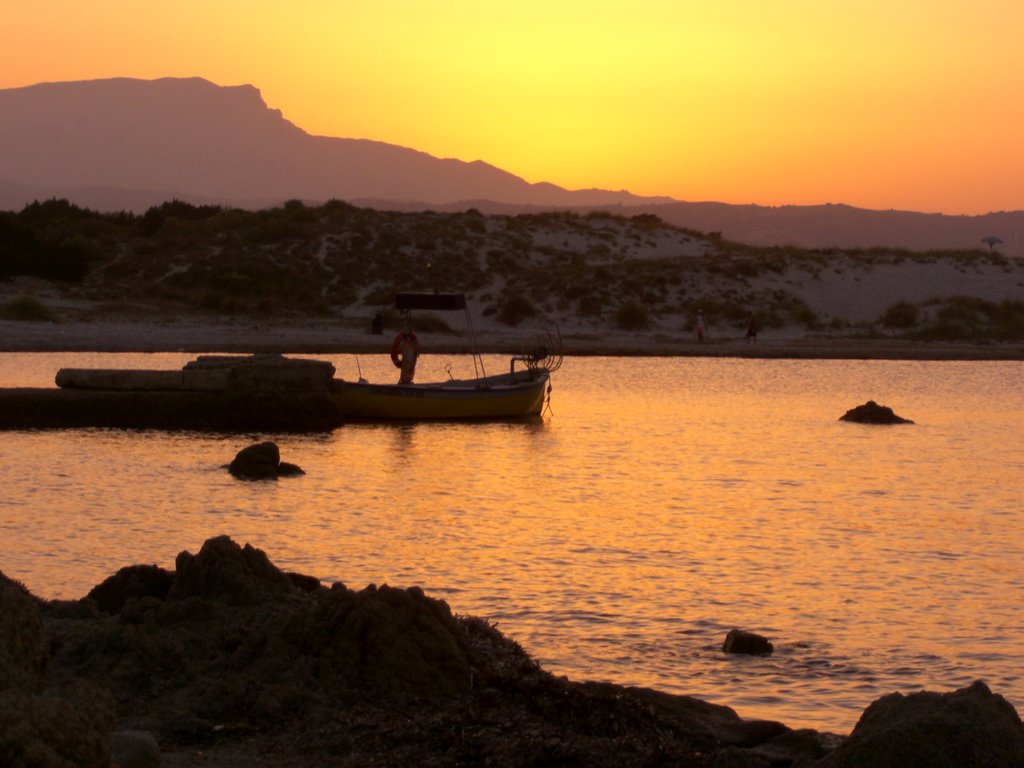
<box><xmin>1</xmin><ymin>198</ymin><xmax>1021</xmax><ymax>340</ymax></box>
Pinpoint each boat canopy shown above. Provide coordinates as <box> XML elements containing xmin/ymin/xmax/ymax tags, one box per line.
<box><xmin>394</xmin><ymin>292</ymin><xmax>467</xmax><ymax>312</ymax></box>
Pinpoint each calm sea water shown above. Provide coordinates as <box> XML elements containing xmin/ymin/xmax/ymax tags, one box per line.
<box><xmin>1</xmin><ymin>352</ymin><xmax>1021</xmax><ymax>733</ymax></box>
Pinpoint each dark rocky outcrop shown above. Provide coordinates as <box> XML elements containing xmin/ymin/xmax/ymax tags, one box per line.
<box><xmin>839</xmin><ymin>400</ymin><xmax>914</xmax><ymax>424</ymax></box>
<box><xmin>722</xmin><ymin>628</ymin><xmax>774</xmax><ymax>655</ymax></box>
<box><xmin>16</xmin><ymin>536</ymin><xmax>1024</xmax><ymax>767</ymax></box>
<box><xmin>228</xmin><ymin>440</ymin><xmax>305</xmax><ymax>479</ymax></box>
<box><xmin>168</xmin><ymin>534</ymin><xmax>296</xmax><ymax>606</ymax></box>
<box><xmin>816</xmin><ymin>680</ymin><xmax>1024</xmax><ymax>768</ymax></box>
<box><xmin>40</xmin><ymin>535</ymin><xmax>786</xmax><ymax>765</ymax></box>
<box><xmin>284</xmin><ymin>583</ymin><xmax>472</xmax><ymax>696</ymax></box>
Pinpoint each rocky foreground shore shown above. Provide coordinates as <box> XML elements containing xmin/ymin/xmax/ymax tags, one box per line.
<box><xmin>3</xmin><ymin>536</ymin><xmax>1023</xmax><ymax>767</ymax></box>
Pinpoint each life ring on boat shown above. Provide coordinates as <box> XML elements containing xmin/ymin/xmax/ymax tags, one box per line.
<box><xmin>390</xmin><ymin>331</ymin><xmax>420</xmax><ymax>368</ymax></box>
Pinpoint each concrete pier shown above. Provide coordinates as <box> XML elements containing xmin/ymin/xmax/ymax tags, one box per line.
<box><xmin>0</xmin><ymin>388</ymin><xmax>342</xmax><ymax>431</ymax></box>
<box><xmin>0</xmin><ymin>355</ymin><xmax>344</xmax><ymax>431</ymax></box>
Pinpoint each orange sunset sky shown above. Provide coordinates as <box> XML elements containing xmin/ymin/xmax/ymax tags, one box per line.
<box><xmin>3</xmin><ymin>1</ymin><xmax>1023</xmax><ymax>215</ymax></box>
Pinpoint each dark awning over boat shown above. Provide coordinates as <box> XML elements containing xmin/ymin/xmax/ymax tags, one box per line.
<box><xmin>394</xmin><ymin>292</ymin><xmax>467</xmax><ymax>311</ymax></box>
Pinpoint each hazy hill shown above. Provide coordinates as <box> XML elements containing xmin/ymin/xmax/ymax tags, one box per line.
<box><xmin>355</xmin><ymin>199</ymin><xmax>1024</xmax><ymax>260</ymax></box>
<box><xmin>619</xmin><ymin>202</ymin><xmax>1024</xmax><ymax>261</ymax></box>
<box><xmin>0</xmin><ymin>77</ymin><xmax>1021</xmax><ymax>259</ymax></box>
<box><xmin>0</xmin><ymin>77</ymin><xmax>668</xmax><ymax>211</ymax></box>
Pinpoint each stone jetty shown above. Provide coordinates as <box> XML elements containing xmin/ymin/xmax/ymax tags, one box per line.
<box><xmin>0</xmin><ymin>354</ymin><xmax>344</xmax><ymax>431</ymax></box>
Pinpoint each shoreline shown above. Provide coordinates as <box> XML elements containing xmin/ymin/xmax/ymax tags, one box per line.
<box><xmin>2</xmin><ymin>317</ymin><xmax>1022</xmax><ymax>360</ymax></box>
<box><xmin>5</xmin><ymin>535</ymin><xmax>1022</xmax><ymax>767</ymax></box>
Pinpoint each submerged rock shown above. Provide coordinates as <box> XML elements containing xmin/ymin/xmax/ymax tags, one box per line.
<box><xmin>722</xmin><ymin>629</ymin><xmax>774</xmax><ymax>656</ymax></box>
<box><xmin>278</xmin><ymin>460</ymin><xmax>306</xmax><ymax>477</ymax></box>
<box><xmin>839</xmin><ymin>400</ymin><xmax>914</xmax><ymax>424</ymax></box>
<box><xmin>817</xmin><ymin>680</ymin><xmax>1024</xmax><ymax>767</ymax></box>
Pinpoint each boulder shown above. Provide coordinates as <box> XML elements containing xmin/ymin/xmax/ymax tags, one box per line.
<box><xmin>229</xmin><ymin>441</ymin><xmax>281</xmax><ymax>479</ymax></box>
<box><xmin>839</xmin><ymin>400</ymin><xmax>913</xmax><ymax>424</ymax></box>
<box><xmin>722</xmin><ymin>629</ymin><xmax>774</xmax><ymax>655</ymax></box>
<box><xmin>817</xmin><ymin>680</ymin><xmax>1024</xmax><ymax>768</ymax></box>
<box><xmin>228</xmin><ymin>441</ymin><xmax>305</xmax><ymax>479</ymax></box>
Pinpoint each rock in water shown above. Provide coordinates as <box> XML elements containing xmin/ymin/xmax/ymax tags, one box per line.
<box><xmin>229</xmin><ymin>441</ymin><xmax>281</xmax><ymax>479</ymax></box>
<box><xmin>228</xmin><ymin>441</ymin><xmax>305</xmax><ymax>479</ymax></box>
<box><xmin>839</xmin><ymin>400</ymin><xmax>913</xmax><ymax>424</ymax></box>
<box><xmin>817</xmin><ymin>680</ymin><xmax>1024</xmax><ymax>768</ymax></box>
<box><xmin>722</xmin><ymin>629</ymin><xmax>774</xmax><ymax>655</ymax></box>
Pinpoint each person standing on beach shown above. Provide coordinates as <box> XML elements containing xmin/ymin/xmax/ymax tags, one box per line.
<box><xmin>696</xmin><ymin>309</ymin><xmax>706</xmax><ymax>344</ymax></box>
<box><xmin>746</xmin><ymin>312</ymin><xmax>758</xmax><ymax>342</ymax></box>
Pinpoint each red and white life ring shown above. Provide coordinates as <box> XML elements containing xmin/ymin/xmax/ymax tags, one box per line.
<box><xmin>390</xmin><ymin>331</ymin><xmax>420</xmax><ymax>368</ymax></box>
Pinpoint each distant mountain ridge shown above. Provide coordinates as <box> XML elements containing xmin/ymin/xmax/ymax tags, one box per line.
<box><xmin>1</xmin><ymin>76</ymin><xmax>1022</xmax><ymax>258</ymax></box>
<box><xmin>0</xmin><ymin>77</ymin><xmax>669</xmax><ymax>210</ymax></box>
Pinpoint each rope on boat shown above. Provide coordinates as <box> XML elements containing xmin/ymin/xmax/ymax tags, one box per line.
<box><xmin>543</xmin><ymin>380</ymin><xmax>554</xmax><ymax>417</ymax></box>
<box><xmin>464</xmin><ymin>305</ymin><xmax>488</xmax><ymax>380</ymax></box>
<box><xmin>520</xmin><ymin>326</ymin><xmax>564</xmax><ymax>374</ymax></box>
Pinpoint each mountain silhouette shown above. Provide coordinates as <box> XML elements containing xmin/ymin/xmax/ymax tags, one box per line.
<box><xmin>0</xmin><ymin>77</ymin><xmax>669</xmax><ymax>210</ymax></box>
<box><xmin>1</xmin><ymin>77</ymin><xmax>1022</xmax><ymax>258</ymax></box>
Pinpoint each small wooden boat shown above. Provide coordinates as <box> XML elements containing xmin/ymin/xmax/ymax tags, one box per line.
<box><xmin>333</xmin><ymin>368</ymin><xmax>549</xmax><ymax>420</ymax></box>
<box><xmin>337</xmin><ymin>291</ymin><xmax>559</xmax><ymax>420</ymax></box>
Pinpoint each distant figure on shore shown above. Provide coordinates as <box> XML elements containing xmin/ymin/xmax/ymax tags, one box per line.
<box><xmin>390</xmin><ymin>329</ymin><xmax>420</xmax><ymax>384</ymax></box>
<box><xmin>370</xmin><ymin>312</ymin><xmax>384</xmax><ymax>335</ymax></box>
<box><xmin>696</xmin><ymin>310</ymin><xmax>706</xmax><ymax>344</ymax></box>
<box><xmin>745</xmin><ymin>313</ymin><xmax>758</xmax><ymax>342</ymax></box>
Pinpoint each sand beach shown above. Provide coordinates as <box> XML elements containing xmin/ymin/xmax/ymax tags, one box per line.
<box><xmin>1</xmin><ymin>314</ymin><xmax>1021</xmax><ymax>360</ymax></box>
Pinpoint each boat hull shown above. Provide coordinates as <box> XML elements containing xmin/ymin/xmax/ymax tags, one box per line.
<box><xmin>332</xmin><ymin>370</ymin><xmax>549</xmax><ymax>420</ymax></box>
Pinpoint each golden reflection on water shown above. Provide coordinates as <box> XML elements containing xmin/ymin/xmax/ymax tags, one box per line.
<box><xmin>0</xmin><ymin>353</ymin><xmax>1022</xmax><ymax>732</ymax></box>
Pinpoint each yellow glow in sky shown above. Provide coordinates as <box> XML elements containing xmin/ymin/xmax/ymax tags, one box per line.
<box><xmin>3</xmin><ymin>1</ymin><xmax>1023</xmax><ymax>214</ymax></box>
